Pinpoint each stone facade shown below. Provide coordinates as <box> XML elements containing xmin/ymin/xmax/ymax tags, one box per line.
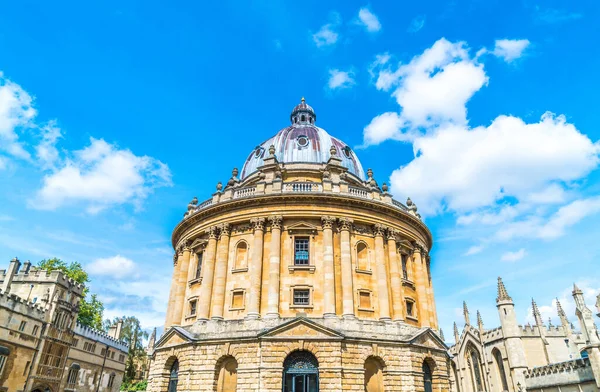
<box><xmin>0</xmin><ymin>258</ymin><xmax>128</xmax><ymax>392</ymax></box>
<box><xmin>449</xmin><ymin>278</ymin><xmax>600</xmax><ymax>392</ymax></box>
<box><xmin>148</xmin><ymin>100</ymin><xmax>449</xmax><ymax>391</ymax></box>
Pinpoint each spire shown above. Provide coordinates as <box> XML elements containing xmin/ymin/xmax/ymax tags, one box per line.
<box><xmin>556</xmin><ymin>298</ymin><xmax>567</xmax><ymax>318</ymax></box>
<box><xmin>463</xmin><ymin>301</ymin><xmax>470</xmax><ymax>325</ymax></box>
<box><xmin>454</xmin><ymin>322</ymin><xmax>460</xmax><ymax>343</ymax></box>
<box><xmin>496</xmin><ymin>276</ymin><xmax>512</xmax><ymax>303</ymax></box>
<box><xmin>532</xmin><ymin>298</ymin><xmax>543</xmax><ymax>326</ymax></box>
<box><xmin>477</xmin><ymin>310</ymin><xmax>484</xmax><ymax>331</ymax></box>
<box><xmin>440</xmin><ymin>328</ymin><xmax>445</xmax><ymax>342</ymax></box>
<box><xmin>147</xmin><ymin>327</ymin><xmax>157</xmax><ymax>352</ymax></box>
<box><xmin>573</xmin><ymin>283</ymin><xmax>583</xmax><ymax>295</ymax></box>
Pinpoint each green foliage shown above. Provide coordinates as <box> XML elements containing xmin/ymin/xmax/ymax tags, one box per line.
<box><xmin>38</xmin><ymin>258</ymin><xmax>104</xmax><ymax>330</ymax></box>
<box><xmin>104</xmin><ymin>316</ymin><xmax>149</xmax><ymax>383</ymax></box>
<box><xmin>120</xmin><ymin>380</ymin><xmax>147</xmax><ymax>391</ymax></box>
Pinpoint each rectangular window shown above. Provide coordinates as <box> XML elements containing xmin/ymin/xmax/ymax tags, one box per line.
<box><xmin>231</xmin><ymin>291</ymin><xmax>244</xmax><ymax>309</ymax></box>
<box><xmin>72</xmin><ymin>338</ymin><xmax>78</xmax><ymax>348</ymax></box>
<box><xmin>294</xmin><ymin>237</ymin><xmax>310</xmax><ymax>265</ymax></box>
<box><xmin>23</xmin><ymin>361</ymin><xmax>30</xmax><ymax>376</ymax></box>
<box><xmin>401</xmin><ymin>254</ymin><xmax>408</xmax><ymax>280</ymax></box>
<box><xmin>111</xmin><ymin>352</ymin><xmax>115</xmax><ymax>359</ymax></box>
<box><xmin>359</xmin><ymin>291</ymin><xmax>372</xmax><ymax>309</ymax></box>
<box><xmin>19</xmin><ymin>320</ymin><xmax>27</xmax><ymax>331</ymax></box>
<box><xmin>32</xmin><ymin>325</ymin><xmax>39</xmax><ymax>335</ymax></box>
<box><xmin>108</xmin><ymin>373</ymin><xmax>116</xmax><ymax>388</ymax></box>
<box><xmin>406</xmin><ymin>300</ymin><xmax>415</xmax><ymax>317</ymax></box>
<box><xmin>67</xmin><ymin>368</ymin><xmax>79</xmax><ymax>384</ymax></box>
<box><xmin>293</xmin><ymin>289</ymin><xmax>310</xmax><ymax>306</ymax></box>
<box><xmin>195</xmin><ymin>252</ymin><xmax>203</xmax><ymax>279</ymax></box>
<box><xmin>189</xmin><ymin>299</ymin><xmax>197</xmax><ymax>316</ymax></box>
<box><xmin>119</xmin><ymin>354</ymin><xmax>125</xmax><ymax>362</ymax></box>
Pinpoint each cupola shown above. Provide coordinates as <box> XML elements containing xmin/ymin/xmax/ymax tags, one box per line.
<box><xmin>290</xmin><ymin>97</ymin><xmax>316</xmax><ymax>125</ymax></box>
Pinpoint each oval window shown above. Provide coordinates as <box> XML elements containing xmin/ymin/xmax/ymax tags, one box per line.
<box><xmin>297</xmin><ymin>136</ymin><xmax>309</xmax><ymax>148</ymax></box>
<box><xmin>343</xmin><ymin>146</ymin><xmax>352</xmax><ymax>158</ymax></box>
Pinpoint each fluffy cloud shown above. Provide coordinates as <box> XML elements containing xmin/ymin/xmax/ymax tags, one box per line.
<box><xmin>366</xmin><ymin>38</ymin><xmax>488</xmax><ymax>141</ymax></box>
<box><xmin>492</xmin><ymin>39</ymin><xmax>530</xmax><ymax>63</ymax></box>
<box><xmin>33</xmin><ymin>138</ymin><xmax>172</xmax><ymax>213</ymax></box>
<box><xmin>389</xmin><ymin>113</ymin><xmax>599</xmax><ymax>216</ymax></box>
<box><xmin>501</xmin><ymin>248</ymin><xmax>526</xmax><ymax>262</ymax></box>
<box><xmin>0</xmin><ymin>72</ymin><xmax>37</xmax><ymax>163</ymax></box>
<box><xmin>35</xmin><ymin>120</ymin><xmax>62</xmax><ymax>170</ymax></box>
<box><xmin>327</xmin><ymin>69</ymin><xmax>356</xmax><ymax>90</ymax></box>
<box><xmin>464</xmin><ymin>245</ymin><xmax>484</xmax><ymax>256</ymax></box>
<box><xmin>313</xmin><ymin>13</ymin><xmax>341</xmax><ymax>48</ymax></box>
<box><xmin>357</xmin><ymin>8</ymin><xmax>381</xmax><ymax>33</ymax></box>
<box><xmin>88</xmin><ymin>255</ymin><xmax>137</xmax><ymax>277</ymax></box>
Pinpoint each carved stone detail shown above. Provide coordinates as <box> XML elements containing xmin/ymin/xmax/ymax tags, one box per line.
<box><xmin>321</xmin><ymin>216</ymin><xmax>335</xmax><ymax>230</ymax></box>
<box><xmin>207</xmin><ymin>226</ymin><xmax>219</xmax><ymax>240</ymax></box>
<box><xmin>373</xmin><ymin>223</ymin><xmax>387</xmax><ymax>237</ymax></box>
<box><xmin>338</xmin><ymin>217</ymin><xmax>353</xmax><ymax>232</ymax></box>
<box><xmin>250</xmin><ymin>217</ymin><xmax>266</xmax><ymax>231</ymax></box>
<box><xmin>219</xmin><ymin>223</ymin><xmax>231</xmax><ymax>238</ymax></box>
<box><xmin>269</xmin><ymin>215</ymin><xmax>283</xmax><ymax>230</ymax></box>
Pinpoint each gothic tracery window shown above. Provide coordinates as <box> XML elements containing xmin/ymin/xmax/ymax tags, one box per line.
<box><xmin>467</xmin><ymin>347</ymin><xmax>485</xmax><ymax>392</ymax></box>
<box><xmin>493</xmin><ymin>349</ymin><xmax>509</xmax><ymax>392</ymax></box>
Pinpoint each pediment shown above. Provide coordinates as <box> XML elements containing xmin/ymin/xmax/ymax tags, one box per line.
<box><xmin>286</xmin><ymin>221</ymin><xmax>320</xmax><ymax>236</ymax></box>
<box><xmin>155</xmin><ymin>327</ymin><xmax>195</xmax><ymax>349</ymax></box>
<box><xmin>409</xmin><ymin>328</ymin><xmax>448</xmax><ymax>351</ymax></box>
<box><xmin>454</xmin><ymin>326</ymin><xmax>483</xmax><ymax>355</ymax></box>
<box><xmin>259</xmin><ymin>318</ymin><xmax>344</xmax><ymax>340</ymax></box>
<box><xmin>190</xmin><ymin>238</ymin><xmax>207</xmax><ymax>250</ymax></box>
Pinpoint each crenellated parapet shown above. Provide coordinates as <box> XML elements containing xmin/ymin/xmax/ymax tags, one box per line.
<box><xmin>74</xmin><ymin>321</ymin><xmax>129</xmax><ymax>352</ymax></box>
<box><xmin>0</xmin><ymin>288</ymin><xmax>46</xmax><ymax>317</ymax></box>
<box><xmin>525</xmin><ymin>358</ymin><xmax>596</xmax><ymax>390</ymax></box>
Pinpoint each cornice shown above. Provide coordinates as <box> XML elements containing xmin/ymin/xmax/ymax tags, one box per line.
<box><xmin>171</xmin><ymin>193</ymin><xmax>433</xmax><ymax>250</ymax></box>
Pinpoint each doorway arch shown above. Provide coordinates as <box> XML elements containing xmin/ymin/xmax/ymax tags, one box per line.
<box><xmin>282</xmin><ymin>350</ymin><xmax>319</xmax><ymax>392</ymax></box>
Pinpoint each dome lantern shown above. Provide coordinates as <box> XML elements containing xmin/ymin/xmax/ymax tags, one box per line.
<box><xmin>290</xmin><ymin>97</ymin><xmax>316</xmax><ymax>125</ymax></box>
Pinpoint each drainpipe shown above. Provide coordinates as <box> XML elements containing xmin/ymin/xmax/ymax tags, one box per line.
<box><xmin>96</xmin><ymin>344</ymin><xmax>109</xmax><ymax>392</ymax></box>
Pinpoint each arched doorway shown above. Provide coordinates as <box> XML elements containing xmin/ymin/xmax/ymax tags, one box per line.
<box><xmin>423</xmin><ymin>361</ymin><xmax>433</xmax><ymax>392</ymax></box>
<box><xmin>283</xmin><ymin>351</ymin><xmax>319</xmax><ymax>392</ymax></box>
<box><xmin>216</xmin><ymin>356</ymin><xmax>238</xmax><ymax>392</ymax></box>
<box><xmin>364</xmin><ymin>356</ymin><xmax>385</xmax><ymax>392</ymax></box>
<box><xmin>168</xmin><ymin>359</ymin><xmax>179</xmax><ymax>392</ymax></box>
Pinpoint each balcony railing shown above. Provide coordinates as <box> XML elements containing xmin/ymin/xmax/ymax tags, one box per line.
<box><xmin>233</xmin><ymin>186</ymin><xmax>256</xmax><ymax>199</ymax></box>
<box><xmin>348</xmin><ymin>186</ymin><xmax>369</xmax><ymax>199</ymax></box>
<box><xmin>283</xmin><ymin>182</ymin><xmax>322</xmax><ymax>192</ymax></box>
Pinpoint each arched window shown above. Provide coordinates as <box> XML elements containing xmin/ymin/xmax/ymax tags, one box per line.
<box><xmin>467</xmin><ymin>347</ymin><xmax>485</xmax><ymax>392</ymax></box>
<box><xmin>168</xmin><ymin>360</ymin><xmax>178</xmax><ymax>392</ymax></box>
<box><xmin>364</xmin><ymin>357</ymin><xmax>385</xmax><ymax>392</ymax></box>
<box><xmin>301</xmin><ymin>115</ymin><xmax>306</xmax><ymax>122</ymax></box>
<box><xmin>423</xmin><ymin>361</ymin><xmax>433</xmax><ymax>392</ymax></box>
<box><xmin>492</xmin><ymin>349</ymin><xmax>508</xmax><ymax>392</ymax></box>
<box><xmin>357</xmin><ymin>242</ymin><xmax>369</xmax><ymax>271</ymax></box>
<box><xmin>235</xmin><ymin>242</ymin><xmax>248</xmax><ymax>270</ymax></box>
<box><xmin>195</xmin><ymin>251</ymin><xmax>203</xmax><ymax>280</ymax></box>
<box><xmin>452</xmin><ymin>362</ymin><xmax>461</xmax><ymax>392</ymax></box>
<box><xmin>67</xmin><ymin>363</ymin><xmax>80</xmax><ymax>387</ymax></box>
<box><xmin>216</xmin><ymin>357</ymin><xmax>238</xmax><ymax>392</ymax></box>
<box><xmin>283</xmin><ymin>351</ymin><xmax>318</xmax><ymax>392</ymax></box>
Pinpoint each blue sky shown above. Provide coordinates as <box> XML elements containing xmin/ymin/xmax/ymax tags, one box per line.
<box><xmin>1</xmin><ymin>0</ymin><xmax>599</xmax><ymax>338</ymax></box>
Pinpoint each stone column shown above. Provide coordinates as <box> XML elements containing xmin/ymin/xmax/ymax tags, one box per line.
<box><xmin>265</xmin><ymin>216</ymin><xmax>282</xmax><ymax>318</ymax></box>
<box><xmin>386</xmin><ymin>229</ymin><xmax>404</xmax><ymax>321</ymax></box>
<box><xmin>197</xmin><ymin>227</ymin><xmax>218</xmax><ymax>320</ymax></box>
<box><xmin>164</xmin><ymin>252</ymin><xmax>180</xmax><ymax>328</ymax></box>
<box><xmin>246</xmin><ymin>217</ymin><xmax>266</xmax><ymax>320</ymax></box>
<box><xmin>426</xmin><ymin>255</ymin><xmax>439</xmax><ymax>329</ymax></box>
<box><xmin>211</xmin><ymin>223</ymin><xmax>231</xmax><ymax>320</ymax></box>
<box><xmin>338</xmin><ymin>217</ymin><xmax>355</xmax><ymax>319</ymax></box>
<box><xmin>322</xmin><ymin>216</ymin><xmax>336</xmax><ymax>318</ymax></box>
<box><xmin>374</xmin><ymin>224</ymin><xmax>391</xmax><ymax>321</ymax></box>
<box><xmin>171</xmin><ymin>243</ymin><xmax>191</xmax><ymax>325</ymax></box>
<box><xmin>413</xmin><ymin>245</ymin><xmax>430</xmax><ymax>327</ymax></box>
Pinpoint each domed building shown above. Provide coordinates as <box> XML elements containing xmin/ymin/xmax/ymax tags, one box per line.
<box><xmin>147</xmin><ymin>99</ymin><xmax>449</xmax><ymax>392</ymax></box>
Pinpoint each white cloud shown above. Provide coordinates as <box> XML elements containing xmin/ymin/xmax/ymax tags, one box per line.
<box><xmin>88</xmin><ymin>255</ymin><xmax>137</xmax><ymax>277</ymax></box>
<box><xmin>313</xmin><ymin>13</ymin><xmax>341</xmax><ymax>48</ymax></box>
<box><xmin>36</xmin><ymin>120</ymin><xmax>62</xmax><ymax>170</ymax></box>
<box><xmin>501</xmin><ymin>248</ymin><xmax>526</xmax><ymax>262</ymax></box>
<box><xmin>492</xmin><ymin>39</ymin><xmax>530</xmax><ymax>63</ymax></box>
<box><xmin>464</xmin><ymin>245</ymin><xmax>484</xmax><ymax>256</ymax></box>
<box><xmin>357</xmin><ymin>8</ymin><xmax>381</xmax><ymax>32</ymax></box>
<box><xmin>389</xmin><ymin>113</ymin><xmax>599</xmax><ymax>216</ymax></box>
<box><xmin>33</xmin><ymin>137</ymin><xmax>172</xmax><ymax>213</ymax></box>
<box><xmin>367</xmin><ymin>38</ymin><xmax>488</xmax><ymax>141</ymax></box>
<box><xmin>0</xmin><ymin>72</ymin><xmax>36</xmax><ymax>163</ymax></box>
<box><xmin>408</xmin><ymin>15</ymin><xmax>426</xmax><ymax>33</ymax></box>
<box><xmin>327</xmin><ymin>69</ymin><xmax>356</xmax><ymax>90</ymax></box>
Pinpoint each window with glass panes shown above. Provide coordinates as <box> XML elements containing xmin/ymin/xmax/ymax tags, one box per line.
<box><xmin>294</xmin><ymin>237</ymin><xmax>309</xmax><ymax>265</ymax></box>
<box><xmin>401</xmin><ymin>254</ymin><xmax>408</xmax><ymax>280</ymax></box>
<box><xmin>293</xmin><ymin>289</ymin><xmax>310</xmax><ymax>306</ymax></box>
<box><xmin>195</xmin><ymin>252</ymin><xmax>203</xmax><ymax>279</ymax></box>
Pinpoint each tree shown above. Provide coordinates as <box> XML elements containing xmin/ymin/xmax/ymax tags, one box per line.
<box><xmin>38</xmin><ymin>258</ymin><xmax>104</xmax><ymax>330</ymax></box>
<box><xmin>104</xmin><ymin>316</ymin><xmax>149</xmax><ymax>383</ymax></box>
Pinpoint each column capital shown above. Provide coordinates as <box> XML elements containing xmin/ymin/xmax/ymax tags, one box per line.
<box><xmin>172</xmin><ymin>253</ymin><xmax>178</xmax><ymax>266</ymax></box>
<box><xmin>268</xmin><ymin>215</ymin><xmax>283</xmax><ymax>230</ymax></box>
<box><xmin>413</xmin><ymin>243</ymin><xmax>424</xmax><ymax>254</ymax></box>
<box><xmin>385</xmin><ymin>228</ymin><xmax>398</xmax><ymax>241</ymax></box>
<box><xmin>218</xmin><ymin>223</ymin><xmax>231</xmax><ymax>238</ymax></box>
<box><xmin>250</xmin><ymin>217</ymin><xmax>266</xmax><ymax>231</ymax></box>
<box><xmin>207</xmin><ymin>226</ymin><xmax>219</xmax><ymax>240</ymax></box>
<box><xmin>373</xmin><ymin>223</ymin><xmax>387</xmax><ymax>237</ymax></box>
<box><xmin>338</xmin><ymin>217</ymin><xmax>353</xmax><ymax>232</ymax></box>
<box><xmin>321</xmin><ymin>216</ymin><xmax>335</xmax><ymax>230</ymax></box>
<box><xmin>182</xmin><ymin>240</ymin><xmax>192</xmax><ymax>252</ymax></box>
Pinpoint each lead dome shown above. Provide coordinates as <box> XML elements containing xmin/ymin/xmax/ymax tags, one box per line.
<box><xmin>241</xmin><ymin>98</ymin><xmax>366</xmax><ymax>180</ymax></box>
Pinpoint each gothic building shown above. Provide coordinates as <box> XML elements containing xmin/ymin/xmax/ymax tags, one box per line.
<box><xmin>147</xmin><ymin>99</ymin><xmax>449</xmax><ymax>392</ymax></box>
<box><xmin>450</xmin><ymin>278</ymin><xmax>600</xmax><ymax>392</ymax></box>
<box><xmin>0</xmin><ymin>257</ymin><xmax>128</xmax><ymax>392</ymax></box>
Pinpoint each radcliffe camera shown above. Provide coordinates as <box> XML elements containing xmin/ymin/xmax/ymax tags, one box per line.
<box><xmin>0</xmin><ymin>2</ymin><xmax>598</xmax><ymax>392</ymax></box>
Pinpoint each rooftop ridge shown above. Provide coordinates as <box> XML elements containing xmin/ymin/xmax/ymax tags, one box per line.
<box><xmin>74</xmin><ymin>321</ymin><xmax>129</xmax><ymax>350</ymax></box>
